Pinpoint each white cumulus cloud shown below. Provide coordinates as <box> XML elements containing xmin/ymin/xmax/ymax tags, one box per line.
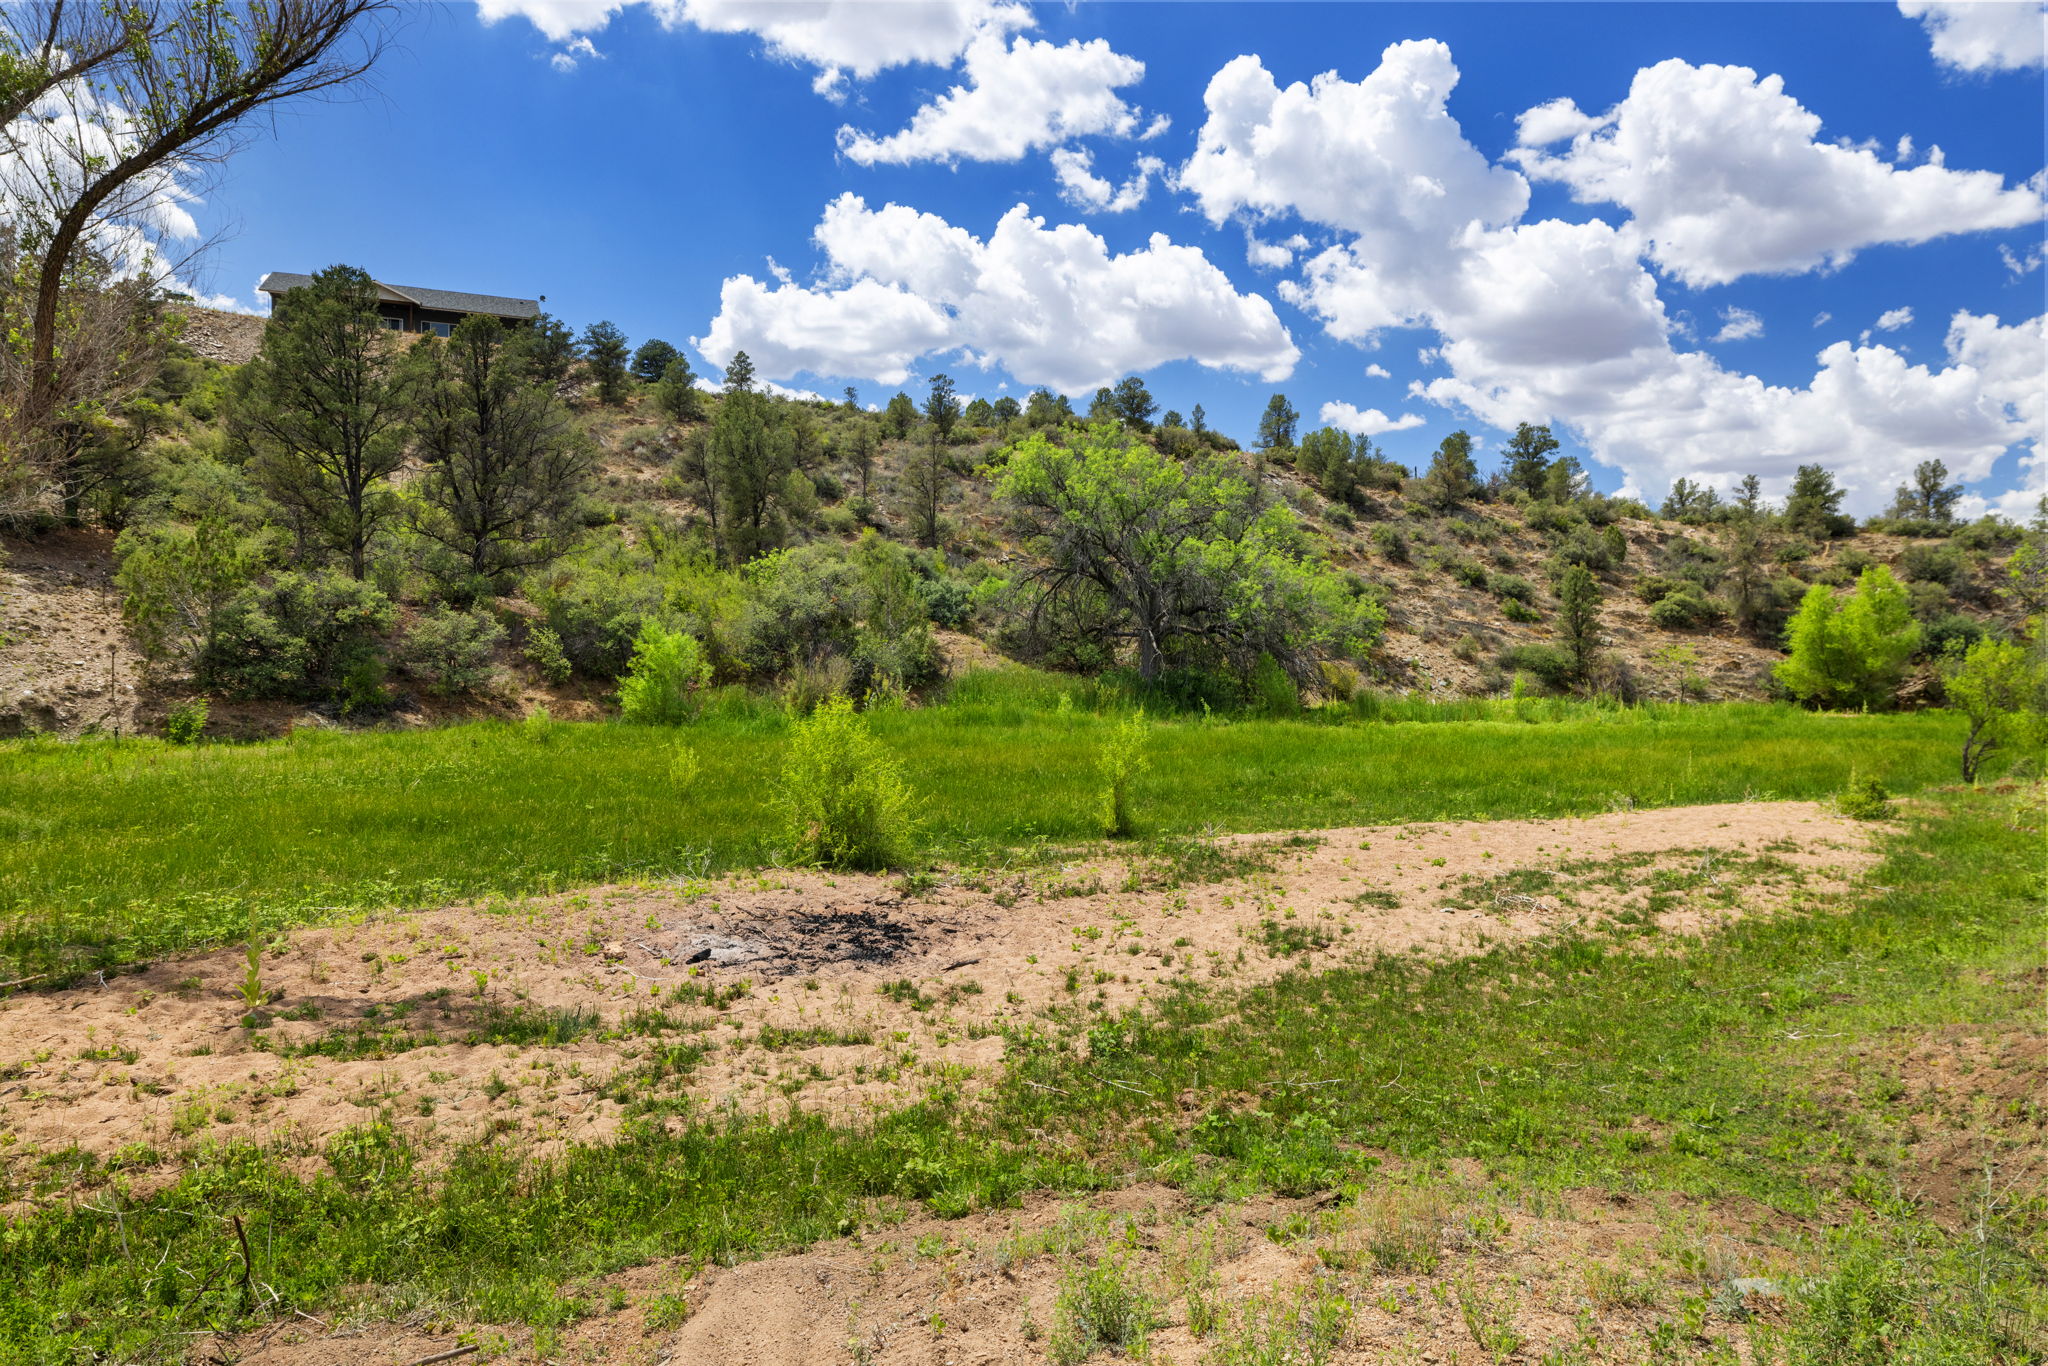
<box><xmin>1898</xmin><ymin>0</ymin><xmax>2046</xmax><ymax>73</ymax></box>
<box><xmin>1509</xmin><ymin>58</ymin><xmax>2044</xmax><ymax>286</ymax></box>
<box><xmin>1875</xmin><ymin>305</ymin><xmax>1915</xmax><ymax>331</ymax></box>
<box><xmin>1712</xmin><ymin>307</ymin><xmax>1765</xmax><ymax>342</ymax></box>
<box><xmin>1050</xmin><ymin>147</ymin><xmax>1164</xmax><ymax>213</ymax></box>
<box><xmin>1320</xmin><ymin>402</ymin><xmax>1425</xmax><ymax>437</ymax></box>
<box><xmin>1364</xmin><ymin>363</ymin><xmax>1391</xmax><ymax>379</ymax></box>
<box><xmin>694</xmin><ymin>193</ymin><xmax>1298</xmax><ymax>393</ymax></box>
<box><xmin>838</xmin><ymin>32</ymin><xmax>1147</xmax><ymax>164</ymax></box>
<box><xmin>476</xmin><ymin>0</ymin><xmax>1032</xmax><ymax>92</ymax></box>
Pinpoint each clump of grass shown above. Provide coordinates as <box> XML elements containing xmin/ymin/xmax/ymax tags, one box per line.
<box><xmin>779</xmin><ymin>697</ymin><xmax>917</xmax><ymax>870</ymax></box>
<box><xmin>1206</xmin><ymin>1281</ymin><xmax>1352</xmax><ymax>1366</ymax></box>
<box><xmin>1048</xmin><ymin>1255</ymin><xmax>1157</xmax><ymax>1365</ymax></box>
<box><xmin>1097</xmin><ymin>709</ymin><xmax>1150</xmax><ymax>838</ymax></box>
<box><xmin>1324</xmin><ymin>1184</ymin><xmax>1460</xmax><ymax>1274</ymax></box>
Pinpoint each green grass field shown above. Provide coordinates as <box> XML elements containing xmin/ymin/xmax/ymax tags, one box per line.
<box><xmin>0</xmin><ymin>697</ymin><xmax>1963</xmax><ymax>979</ymax></box>
<box><xmin>2</xmin><ymin>784</ymin><xmax>2039</xmax><ymax>1363</ymax></box>
<box><xmin>1</xmin><ymin>695</ymin><xmax>1966</xmax><ymax>979</ymax></box>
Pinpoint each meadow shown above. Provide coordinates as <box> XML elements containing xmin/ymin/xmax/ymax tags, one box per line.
<box><xmin>2</xmin><ymin>783</ymin><xmax>2038</xmax><ymax>1363</ymax></box>
<box><xmin>0</xmin><ymin>684</ymin><xmax>1965</xmax><ymax>980</ymax></box>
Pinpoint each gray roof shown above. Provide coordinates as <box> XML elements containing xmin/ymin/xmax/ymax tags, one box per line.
<box><xmin>258</xmin><ymin>272</ymin><xmax>541</xmax><ymax>320</ymax></box>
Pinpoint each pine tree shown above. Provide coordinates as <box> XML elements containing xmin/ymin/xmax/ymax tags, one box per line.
<box><xmin>723</xmin><ymin>350</ymin><xmax>756</xmax><ymax>393</ymax></box>
<box><xmin>1111</xmin><ymin>375</ymin><xmax>1157</xmax><ymax>430</ymax></box>
<box><xmin>1258</xmin><ymin>393</ymin><xmax>1298</xmax><ymax>449</ymax></box>
<box><xmin>1554</xmin><ymin>562</ymin><xmax>1603</xmax><ymax>683</ymax></box>
<box><xmin>1501</xmin><ymin>422</ymin><xmax>1560</xmax><ymax>497</ymax></box>
<box><xmin>653</xmin><ymin>356</ymin><xmax>702</xmax><ymax>422</ymax></box>
<box><xmin>925</xmin><ymin>373</ymin><xmax>961</xmax><ymax>443</ymax></box>
<box><xmin>580</xmin><ymin>320</ymin><xmax>631</xmax><ymax>405</ymax></box>
<box><xmin>1190</xmin><ymin>403</ymin><xmax>1207</xmax><ymax>436</ymax></box>
<box><xmin>629</xmin><ymin>338</ymin><xmax>679</xmax><ymax>384</ymax></box>
<box><xmin>235</xmin><ymin>265</ymin><xmax>412</xmax><ymax>580</ymax></box>
<box><xmin>1784</xmin><ymin>464</ymin><xmax>1848</xmax><ymax>538</ymax></box>
<box><xmin>883</xmin><ymin>391</ymin><xmax>917</xmax><ymax>439</ymax></box>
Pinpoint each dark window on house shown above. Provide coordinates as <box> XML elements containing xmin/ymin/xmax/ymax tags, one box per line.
<box><xmin>421</xmin><ymin>320</ymin><xmax>452</xmax><ymax>337</ymax></box>
<box><xmin>379</xmin><ymin>317</ymin><xmax>403</xmax><ymax>331</ymax></box>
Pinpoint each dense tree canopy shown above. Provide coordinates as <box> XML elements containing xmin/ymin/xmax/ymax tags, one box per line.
<box><xmin>996</xmin><ymin>425</ymin><xmax>1381</xmax><ymax>684</ymax></box>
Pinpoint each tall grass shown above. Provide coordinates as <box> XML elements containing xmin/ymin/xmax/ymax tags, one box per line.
<box><xmin>0</xmin><ymin>696</ymin><xmax>1962</xmax><ymax>977</ymax></box>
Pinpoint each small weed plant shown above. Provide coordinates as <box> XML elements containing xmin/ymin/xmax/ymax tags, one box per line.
<box><xmin>1049</xmin><ymin>1255</ymin><xmax>1157</xmax><ymax>1365</ymax></box>
<box><xmin>162</xmin><ymin>696</ymin><xmax>208</xmax><ymax>745</ymax></box>
<box><xmin>779</xmin><ymin>697</ymin><xmax>916</xmax><ymax>870</ymax></box>
<box><xmin>1097</xmin><ymin>709</ymin><xmax>1150</xmax><ymax>838</ymax></box>
<box><xmin>617</xmin><ymin>623</ymin><xmax>712</xmax><ymax>725</ymax></box>
<box><xmin>1837</xmin><ymin>772</ymin><xmax>1894</xmax><ymax>820</ymax></box>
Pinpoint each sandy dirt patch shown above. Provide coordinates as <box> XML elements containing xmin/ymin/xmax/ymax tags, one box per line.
<box><xmin>0</xmin><ymin>801</ymin><xmax>1872</xmax><ymax>1204</ymax></box>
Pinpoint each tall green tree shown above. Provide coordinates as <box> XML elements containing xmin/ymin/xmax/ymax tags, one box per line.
<box><xmin>1501</xmin><ymin>422</ymin><xmax>1560</xmax><ymax>497</ymax></box>
<box><xmin>1024</xmin><ymin>388</ymin><xmax>1069</xmax><ymax>427</ymax></box>
<box><xmin>1296</xmin><ymin>427</ymin><xmax>1363</xmax><ymax>504</ymax></box>
<box><xmin>924</xmin><ymin>372</ymin><xmax>961</xmax><ymax>443</ymax></box>
<box><xmin>235</xmin><ymin>264</ymin><xmax>412</xmax><ymax>580</ymax></box>
<box><xmin>1943</xmin><ymin>636</ymin><xmax>2047</xmax><ymax>781</ymax></box>
<box><xmin>723</xmin><ymin>350</ymin><xmax>757</xmax><ymax>392</ymax></box>
<box><xmin>706</xmin><ymin>383</ymin><xmax>787</xmax><ymax>562</ymax></box>
<box><xmin>1554</xmin><ymin>562</ymin><xmax>1603</xmax><ymax>683</ymax></box>
<box><xmin>1418</xmin><ymin>429</ymin><xmax>1478</xmax><ymax>509</ymax></box>
<box><xmin>996</xmin><ymin>425</ymin><xmax>1383</xmax><ymax>683</ymax></box>
<box><xmin>1784</xmin><ymin>463</ymin><xmax>1850</xmax><ymax>539</ymax></box>
<box><xmin>1258</xmin><ymin>392</ymin><xmax>1299</xmax><ymax>450</ymax></box>
<box><xmin>653</xmin><ymin>356</ymin><xmax>702</xmax><ymax>422</ymax></box>
<box><xmin>526</xmin><ymin>312</ymin><xmax>578</xmax><ymax>392</ymax></box>
<box><xmin>409</xmin><ymin>316</ymin><xmax>593</xmax><ymax>587</ymax></box>
<box><xmin>883</xmin><ymin>391</ymin><xmax>918</xmax><ymax>439</ymax></box>
<box><xmin>1774</xmin><ymin>566</ymin><xmax>1920</xmax><ymax>708</ymax></box>
<box><xmin>1885</xmin><ymin>458</ymin><xmax>1963</xmax><ymax>524</ymax></box>
<box><xmin>1724</xmin><ymin>484</ymin><xmax>1776</xmax><ymax>631</ymax></box>
<box><xmin>1111</xmin><ymin>375</ymin><xmax>1157</xmax><ymax>431</ymax></box>
<box><xmin>580</xmin><ymin>321</ymin><xmax>631</xmax><ymax>405</ymax></box>
<box><xmin>629</xmin><ymin>338</ymin><xmax>679</xmax><ymax>384</ymax></box>
<box><xmin>1190</xmin><ymin>403</ymin><xmax>1207</xmax><ymax>436</ymax></box>
<box><xmin>903</xmin><ymin>428</ymin><xmax>948</xmax><ymax>549</ymax></box>
<box><xmin>963</xmin><ymin>396</ymin><xmax>995</xmax><ymax>427</ymax></box>
<box><xmin>1088</xmin><ymin>387</ymin><xmax>1117</xmax><ymax>423</ymax></box>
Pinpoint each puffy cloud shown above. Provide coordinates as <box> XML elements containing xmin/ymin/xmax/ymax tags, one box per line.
<box><xmin>1364</xmin><ymin>363</ymin><xmax>1391</xmax><ymax>379</ymax></box>
<box><xmin>1180</xmin><ymin>42</ymin><xmax>1528</xmax><ymax>238</ymax></box>
<box><xmin>1320</xmin><ymin>402</ymin><xmax>1425</xmax><ymax>436</ymax></box>
<box><xmin>1875</xmin><ymin>305</ymin><xmax>1915</xmax><ymax>331</ymax></box>
<box><xmin>1510</xmin><ymin>59</ymin><xmax>2044</xmax><ymax>286</ymax></box>
<box><xmin>1898</xmin><ymin>0</ymin><xmax>2046</xmax><ymax>73</ymax></box>
<box><xmin>694</xmin><ymin>193</ymin><xmax>1298</xmax><ymax>393</ymax></box>
<box><xmin>1244</xmin><ymin>229</ymin><xmax>1309</xmax><ymax>270</ymax></box>
<box><xmin>476</xmin><ymin>0</ymin><xmax>1031</xmax><ymax>92</ymax></box>
<box><xmin>838</xmin><ymin>32</ymin><xmax>1146</xmax><ymax>164</ymax></box>
<box><xmin>1050</xmin><ymin>147</ymin><xmax>1164</xmax><ymax>213</ymax></box>
<box><xmin>1514</xmin><ymin>97</ymin><xmax>1601</xmax><ymax>147</ymax></box>
<box><xmin>1712</xmin><ymin>307</ymin><xmax>1764</xmax><ymax>342</ymax></box>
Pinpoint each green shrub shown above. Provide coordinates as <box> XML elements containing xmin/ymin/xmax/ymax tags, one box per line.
<box><xmin>778</xmin><ymin>697</ymin><xmax>916</xmax><ymax>870</ymax></box>
<box><xmin>1836</xmin><ymin>773</ymin><xmax>1893</xmax><ymax>820</ymax></box>
<box><xmin>524</xmin><ymin>625</ymin><xmax>572</xmax><ymax>684</ymax></box>
<box><xmin>1918</xmin><ymin>613</ymin><xmax>1984</xmax><ymax>660</ymax></box>
<box><xmin>1497</xmin><ymin>644</ymin><xmax>1575</xmax><ymax>691</ymax></box>
<box><xmin>1249</xmin><ymin>652</ymin><xmax>1300</xmax><ymax>717</ymax></box>
<box><xmin>1097</xmin><ymin>709</ymin><xmax>1151</xmax><ymax>837</ymax></box>
<box><xmin>1550</xmin><ymin>525</ymin><xmax>1615</xmax><ymax>573</ymax></box>
<box><xmin>917</xmin><ymin>575</ymin><xmax>971</xmax><ymax>629</ymax></box>
<box><xmin>1370</xmin><ymin>524</ymin><xmax>1408</xmax><ymax>563</ymax></box>
<box><xmin>1648</xmin><ymin>588</ymin><xmax>1723</xmax><ymax>630</ymax></box>
<box><xmin>1444</xmin><ymin>555</ymin><xmax>1488</xmax><ymax>590</ymax></box>
<box><xmin>399</xmin><ymin>607</ymin><xmax>505</xmax><ymax>696</ymax></box>
<box><xmin>617</xmin><ymin>623</ymin><xmax>713</xmax><ymax>724</ymax></box>
<box><xmin>1491</xmin><ymin>573</ymin><xmax>1536</xmax><ymax>604</ymax></box>
<box><xmin>195</xmin><ymin>570</ymin><xmax>395</xmax><ymax>703</ymax></box>
<box><xmin>1500</xmin><ymin>598</ymin><xmax>1542</xmax><ymax>624</ymax></box>
<box><xmin>162</xmin><ymin>696</ymin><xmax>209</xmax><ymax>745</ymax></box>
<box><xmin>1049</xmin><ymin>1256</ymin><xmax>1158</xmax><ymax>1366</ymax></box>
<box><xmin>1898</xmin><ymin>542</ymin><xmax>1966</xmax><ymax>587</ymax></box>
<box><xmin>1775</xmin><ymin>567</ymin><xmax>1920</xmax><ymax>709</ymax></box>
<box><xmin>1943</xmin><ymin>636</ymin><xmax>2048</xmax><ymax>782</ymax></box>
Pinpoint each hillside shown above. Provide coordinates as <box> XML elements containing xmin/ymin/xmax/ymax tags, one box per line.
<box><xmin>0</xmin><ymin>306</ymin><xmax>2031</xmax><ymax>738</ymax></box>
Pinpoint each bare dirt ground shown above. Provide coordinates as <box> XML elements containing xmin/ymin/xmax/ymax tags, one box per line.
<box><xmin>220</xmin><ymin>1172</ymin><xmax>1816</xmax><ymax>1366</ymax></box>
<box><xmin>0</xmin><ymin>527</ymin><xmax>143</xmax><ymax>737</ymax></box>
<box><xmin>0</xmin><ymin>801</ymin><xmax>1871</xmax><ymax>1198</ymax></box>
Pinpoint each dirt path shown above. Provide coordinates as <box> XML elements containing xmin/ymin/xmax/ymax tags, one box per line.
<box><xmin>0</xmin><ymin>801</ymin><xmax>1871</xmax><ymax>1200</ymax></box>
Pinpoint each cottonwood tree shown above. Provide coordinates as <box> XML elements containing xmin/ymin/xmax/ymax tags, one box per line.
<box><xmin>580</xmin><ymin>320</ymin><xmax>630</xmax><ymax>404</ymax></box>
<box><xmin>5</xmin><ymin>1</ymin><xmax>389</xmax><ymax>481</ymax></box>
<box><xmin>1774</xmin><ymin>566</ymin><xmax>1920</xmax><ymax>708</ymax></box>
<box><xmin>408</xmin><ymin>315</ymin><xmax>593</xmax><ymax>590</ymax></box>
<box><xmin>996</xmin><ymin>424</ymin><xmax>1382</xmax><ymax>684</ymax></box>
<box><xmin>1943</xmin><ymin>636</ymin><xmax>2047</xmax><ymax>782</ymax></box>
<box><xmin>234</xmin><ymin>265</ymin><xmax>412</xmax><ymax>580</ymax></box>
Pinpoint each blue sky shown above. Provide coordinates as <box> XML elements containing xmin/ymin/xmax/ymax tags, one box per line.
<box><xmin>194</xmin><ymin>1</ymin><xmax>2044</xmax><ymax>516</ymax></box>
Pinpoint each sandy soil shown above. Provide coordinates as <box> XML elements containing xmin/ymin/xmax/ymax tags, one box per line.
<box><xmin>218</xmin><ymin>1171</ymin><xmax>1812</xmax><ymax>1366</ymax></box>
<box><xmin>0</xmin><ymin>801</ymin><xmax>1871</xmax><ymax>1203</ymax></box>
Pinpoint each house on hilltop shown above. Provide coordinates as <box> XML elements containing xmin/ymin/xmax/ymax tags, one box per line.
<box><xmin>256</xmin><ymin>272</ymin><xmax>541</xmax><ymax>337</ymax></box>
